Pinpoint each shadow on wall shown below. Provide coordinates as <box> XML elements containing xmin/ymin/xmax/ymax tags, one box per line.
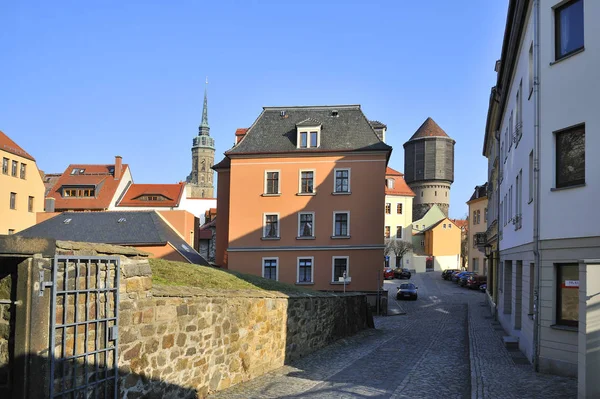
<box><xmin>0</xmin><ymin>354</ymin><xmax>200</xmax><ymax>399</ymax></box>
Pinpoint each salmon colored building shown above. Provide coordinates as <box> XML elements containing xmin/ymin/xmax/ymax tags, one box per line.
<box><xmin>213</xmin><ymin>105</ymin><xmax>392</xmax><ymax>291</ymax></box>
<box><xmin>422</xmin><ymin>217</ymin><xmax>461</xmax><ymax>257</ymax></box>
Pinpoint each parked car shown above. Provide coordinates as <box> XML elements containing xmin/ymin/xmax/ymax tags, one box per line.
<box><xmin>383</xmin><ymin>267</ymin><xmax>394</xmax><ymax>280</ymax></box>
<box><xmin>451</xmin><ymin>271</ymin><xmax>468</xmax><ymax>282</ymax></box>
<box><xmin>466</xmin><ymin>275</ymin><xmax>487</xmax><ymax>289</ymax></box>
<box><xmin>458</xmin><ymin>272</ymin><xmax>476</xmax><ymax>286</ymax></box>
<box><xmin>479</xmin><ymin>283</ymin><xmax>487</xmax><ymax>292</ymax></box>
<box><xmin>394</xmin><ymin>268</ymin><xmax>412</xmax><ymax>279</ymax></box>
<box><xmin>396</xmin><ymin>283</ymin><xmax>418</xmax><ymax>300</ymax></box>
<box><xmin>442</xmin><ymin>269</ymin><xmax>460</xmax><ymax>280</ymax></box>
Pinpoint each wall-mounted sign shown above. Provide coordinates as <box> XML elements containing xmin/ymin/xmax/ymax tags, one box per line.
<box><xmin>564</xmin><ymin>280</ymin><xmax>579</xmax><ymax>288</ymax></box>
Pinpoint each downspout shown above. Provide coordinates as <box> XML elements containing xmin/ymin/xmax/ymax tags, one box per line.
<box><xmin>532</xmin><ymin>0</ymin><xmax>542</xmax><ymax>372</ymax></box>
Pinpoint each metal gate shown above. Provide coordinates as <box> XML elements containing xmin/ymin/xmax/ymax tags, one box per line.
<box><xmin>48</xmin><ymin>256</ymin><xmax>120</xmax><ymax>398</ymax></box>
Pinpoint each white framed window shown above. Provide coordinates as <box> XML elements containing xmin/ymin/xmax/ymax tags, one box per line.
<box><xmin>264</xmin><ymin>170</ymin><xmax>281</xmax><ymax>195</ymax></box>
<box><xmin>333</xmin><ymin>168</ymin><xmax>351</xmax><ymax>193</ymax></box>
<box><xmin>332</xmin><ymin>211</ymin><xmax>350</xmax><ymax>237</ymax></box>
<box><xmin>385</xmin><ymin>203</ymin><xmax>391</xmax><ymax>214</ymax></box>
<box><xmin>298</xmin><ymin>169</ymin><xmax>315</xmax><ymax>194</ymax></box>
<box><xmin>297</xmin><ymin>128</ymin><xmax>321</xmax><ymax>149</ymax></box>
<box><xmin>298</xmin><ymin>212</ymin><xmax>315</xmax><ymax>238</ymax></box>
<box><xmin>384</xmin><ymin>226</ymin><xmax>390</xmax><ymax>238</ymax></box>
<box><xmin>297</xmin><ymin>257</ymin><xmax>314</xmax><ymax>283</ymax></box>
<box><xmin>332</xmin><ymin>256</ymin><xmax>349</xmax><ymax>282</ymax></box>
<box><xmin>387</xmin><ymin>178</ymin><xmax>394</xmax><ymax>189</ymax></box>
<box><xmin>262</xmin><ymin>257</ymin><xmax>278</xmax><ymax>281</ymax></box>
<box><xmin>263</xmin><ymin>213</ymin><xmax>280</xmax><ymax>238</ymax></box>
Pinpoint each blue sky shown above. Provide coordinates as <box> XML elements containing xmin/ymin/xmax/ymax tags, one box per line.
<box><xmin>1</xmin><ymin>0</ymin><xmax>508</xmax><ymax>219</ymax></box>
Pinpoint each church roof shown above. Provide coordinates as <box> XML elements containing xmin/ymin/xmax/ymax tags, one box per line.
<box><xmin>408</xmin><ymin>117</ymin><xmax>451</xmax><ymax>140</ymax></box>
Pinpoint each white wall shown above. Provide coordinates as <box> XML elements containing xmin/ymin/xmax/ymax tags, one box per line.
<box><xmin>178</xmin><ymin>196</ymin><xmax>217</xmax><ymax>225</ymax></box>
<box><xmin>498</xmin><ymin>5</ymin><xmax>535</xmax><ymax>253</ymax></box>
<box><xmin>107</xmin><ymin>168</ymin><xmax>134</xmax><ymax>210</ymax></box>
<box><xmin>539</xmin><ymin>0</ymin><xmax>600</xmax><ymax>240</ymax></box>
<box><xmin>385</xmin><ymin>194</ymin><xmax>413</xmax><ymax>267</ymax></box>
<box><xmin>434</xmin><ymin>255</ymin><xmax>460</xmax><ymax>271</ymax></box>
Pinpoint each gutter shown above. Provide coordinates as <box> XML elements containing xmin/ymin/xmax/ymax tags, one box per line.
<box><xmin>532</xmin><ymin>0</ymin><xmax>542</xmax><ymax>372</ymax></box>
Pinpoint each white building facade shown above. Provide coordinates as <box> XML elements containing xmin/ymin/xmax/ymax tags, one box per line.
<box><xmin>486</xmin><ymin>0</ymin><xmax>600</xmax><ymax>390</ymax></box>
<box><xmin>384</xmin><ymin>168</ymin><xmax>415</xmax><ymax>268</ymax></box>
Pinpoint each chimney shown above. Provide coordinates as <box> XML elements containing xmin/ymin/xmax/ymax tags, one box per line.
<box><xmin>235</xmin><ymin>128</ymin><xmax>248</xmax><ymax>145</ymax></box>
<box><xmin>45</xmin><ymin>197</ymin><xmax>55</xmax><ymax>212</ymax></box>
<box><xmin>114</xmin><ymin>156</ymin><xmax>122</xmax><ymax>180</ymax></box>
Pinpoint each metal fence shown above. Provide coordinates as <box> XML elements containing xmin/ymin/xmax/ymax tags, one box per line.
<box><xmin>48</xmin><ymin>256</ymin><xmax>120</xmax><ymax>398</ymax></box>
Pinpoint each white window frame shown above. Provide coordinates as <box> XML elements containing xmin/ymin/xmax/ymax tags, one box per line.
<box><xmin>297</xmin><ymin>211</ymin><xmax>315</xmax><ymax>238</ymax></box>
<box><xmin>262</xmin><ymin>257</ymin><xmax>279</xmax><ymax>281</ymax></box>
<box><xmin>333</xmin><ymin>168</ymin><xmax>351</xmax><ymax>193</ymax></box>
<box><xmin>331</xmin><ymin>256</ymin><xmax>350</xmax><ymax>282</ymax></box>
<box><xmin>297</xmin><ymin>256</ymin><xmax>314</xmax><ymax>284</ymax></box>
<box><xmin>297</xmin><ymin>127</ymin><xmax>321</xmax><ymax>149</ymax></box>
<box><xmin>298</xmin><ymin>169</ymin><xmax>316</xmax><ymax>194</ymax></box>
<box><xmin>332</xmin><ymin>211</ymin><xmax>350</xmax><ymax>237</ymax></box>
<box><xmin>387</xmin><ymin>178</ymin><xmax>394</xmax><ymax>189</ymax></box>
<box><xmin>264</xmin><ymin>170</ymin><xmax>281</xmax><ymax>195</ymax></box>
<box><xmin>262</xmin><ymin>212</ymin><xmax>280</xmax><ymax>238</ymax></box>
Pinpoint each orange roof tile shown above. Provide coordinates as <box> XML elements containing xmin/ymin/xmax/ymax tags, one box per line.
<box><xmin>385</xmin><ymin>167</ymin><xmax>415</xmax><ymax>196</ymax></box>
<box><xmin>235</xmin><ymin>128</ymin><xmax>248</xmax><ymax>136</ymax></box>
<box><xmin>117</xmin><ymin>183</ymin><xmax>185</xmax><ymax>207</ymax></box>
<box><xmin>0</xmin><ymin>130</ymin><xmax>36</xmax><ymax>161</ymax></box>
<box><xmin>47</xmin><ymin>163</ymin><xmax>129</xmax><ymax>210</ymax></box>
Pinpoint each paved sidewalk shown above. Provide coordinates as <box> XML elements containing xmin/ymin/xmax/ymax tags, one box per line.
<box><xmin>468</xmin><ymin>298</ymin><xmax>577</xmax><ymax>399</ymax></box>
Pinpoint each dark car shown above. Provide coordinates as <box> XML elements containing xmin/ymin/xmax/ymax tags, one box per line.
<box><xmin>451</xmin><ymin>271</ymin><xmax>467</xmax><ymax>282</ymax></box>
<box><xmin>466</xmin><ymin>275</ymin><xmax>487</xmax><ymax>289</ymax></box>
<box><xmin>383</xmin><ymin>267</ymin><xmax>394</xmax><ymax>280</ymax></box>
<box><xmin>394</xmin><ymin>268</ymin><xmax>412</xmax><ymax>279</ymax></box>
<box><xmin>396</xmin><ymin>283</ymin><xmax>418</xmax><ymax>300</ymax></box>
<box><xmin>442</xmin><ymin>269</ymin><xmax>460</xmax><ymax>280</ymax></box>
<box><xmin>458</xmin><ymin>272</ymin><xmax>476</xmax><ymax>286</ymax></box>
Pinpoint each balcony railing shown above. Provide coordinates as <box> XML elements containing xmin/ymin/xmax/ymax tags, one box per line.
<box><xmin>474</xmin><ymin>232</ymin><xmax>487</xmax><ymax>248</ymax></box>
<box><xmin>513</xmin><ymin>122</ymin><xmax>523</xmax><ymax>145</ymax></box>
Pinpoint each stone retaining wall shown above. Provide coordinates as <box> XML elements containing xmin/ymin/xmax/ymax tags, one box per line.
<box><xmin>118</xmin><ymin>258</ymin><xmax>370</xmax><ymax>398</ymax></box>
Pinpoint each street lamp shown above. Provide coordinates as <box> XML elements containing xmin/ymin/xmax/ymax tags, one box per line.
<box><xmin>484</xmin><ymin>244</ymin><xmax>492</xmax><ymax>258</ymax></box>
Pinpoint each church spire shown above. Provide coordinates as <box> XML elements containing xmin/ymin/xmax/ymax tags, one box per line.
<box><xmin>199</xmin><ymin>77</ymin><xmax>210</xmax><ymax>135</ymax></box>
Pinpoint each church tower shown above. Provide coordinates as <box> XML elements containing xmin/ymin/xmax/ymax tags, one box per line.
<box><xmin>186</xmin><ymin>81</ymin><xmax>215</xmax><ymax>198</ymax></box>
<box><xmin>403</xmin><ymin>117</ymin><xmax>455</xmax><ymax>221</ymax></box>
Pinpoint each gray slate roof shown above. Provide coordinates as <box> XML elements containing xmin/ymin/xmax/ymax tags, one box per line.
<box><xmin>469</xmin><ymin>183</ymin><xmax>488</xmax><ymax>202</ymax></box>
<box><xmin>17</xmin><ymin>211</ymin><xmax>208</xmax><ymax>265</ymax></box>
<box><xmin>226</xmin><ymin>105</ymin><xmax>392</xmax><ymax>155</ymax></box>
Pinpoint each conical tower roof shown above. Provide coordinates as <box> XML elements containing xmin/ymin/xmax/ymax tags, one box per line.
<box><xmin>408</xmin><ymin>117</ymin><xmax>450</xmax><ymax>140</ymax></box>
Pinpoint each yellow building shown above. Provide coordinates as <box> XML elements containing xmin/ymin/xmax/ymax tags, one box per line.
<box><xmin>467</xmin><ymin>183</ymin><xmax>488</xmax><ymax>275</ymax></box>
<box><xmin>0</xmin><ymin>130</ymin><xmax>45</xmax><ymax>234</ymax></box>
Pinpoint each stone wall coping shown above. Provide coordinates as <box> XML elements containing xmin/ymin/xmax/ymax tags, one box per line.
<box><xmin>56</xmin><ymin>240</ymin><xmax>151</xmax><ymax>257</ymax></box>
<box><xmin>122</xmin><ymin>262</ymin><xmax>152</xmax><ymax>278</ymax></box>
<box><xmin>152</xmin><ymin>284</ymin><xmax>367</xmax><ymax>299</ymax></box>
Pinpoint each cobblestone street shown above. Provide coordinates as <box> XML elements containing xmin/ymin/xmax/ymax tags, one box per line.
<box><xmin>209</xmin><ymin>272</ymin><xmax>577</xmax><ymax>399</ymax></box>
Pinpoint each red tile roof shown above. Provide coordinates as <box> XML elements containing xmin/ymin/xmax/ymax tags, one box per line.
<box><xmin>117</xmin><ymin>183</ymin><xmax>185</xmax><ymax>207</ymax></box>
<box><xmin>0</xmin><ymin>130</ymin><xmax>36</xmax><ymax>161</ymax></box>
<box><xmin>47</xmin><ymin>163</ymin><xmax>129</xmax><ymax>210</ymax></box>
<box><xmin>409</xmin><ymin>117</ymin><xmax>449</xmax><ymax>140</ymax></box>
<box><xmin>451</xmin><ymin>218</ymin><xmax>468</xmax><ymax>230</ymax></box>
<box><xmin>385</xmin><ymin>167</ymin><xmax>415</xmax><ymax>196</ymax></box>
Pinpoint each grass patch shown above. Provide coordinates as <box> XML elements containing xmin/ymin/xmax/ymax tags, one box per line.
<box><xmin>149</xmin><ymin>258</ymin><xmax>317</xmax><ymax>294</ymax></box>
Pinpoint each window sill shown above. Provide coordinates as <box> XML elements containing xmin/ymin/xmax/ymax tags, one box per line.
<box><xmin>296</xmin><ymin>282</ymin><xmax>314</xmax><ymax>285</ymax></box>
<box><xmin>261</xmin><ymin>193</ymin><xmax>281</xmax><ymax>197</ymax></box>
<box><xmin>296</xmin><ymin>236</ymin><xmax>315</xmax><ymax>240</ymax></box>
<box><xmin>551</xmin><ymin>183</ymin><xmax>586</xmax><ymax>192</ymax></box>
<box><xmin>550</xmin><ymin>324</ymin><xmax>578</xmax><ymax>332</ymax></box>
<box><xmin>261</xmin><ymin>237</ymin><xmax>280</xmax><ymax>241</ymax></box>
<box><xmin>330</xmin><ymin>281</ymin><xmax>350</xmax><ymax>285</ymax></box>
<box><xmin>331</xmin><ymin>235</ymin><xmax>351</xmax><ymax>239</ymax></box>
<box><xmin>296</xmin><ymin>192</ymin><xmax>316</xmax><ymax>196</ymax></box>
<box><xmin>550</xmin><ymin>47</ymin><xmax>584</xmax><ymax>66</ymax></box>
<box><xmin>331</xmin><ymin>192</ymin><xmax>351</xmax><ymax>196</ymax></box>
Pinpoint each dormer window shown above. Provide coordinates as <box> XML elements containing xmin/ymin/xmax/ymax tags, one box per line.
<box><xmin>387</xmin><ymin>179</ymin><xmax>395</xmax><ymax>189</ymax></box>
<box><xmin>70</xmin><ymin>168</ymin><xmax>86</xmax><ymax>175</ymax></box>
<box><xmin>133</xmin><ymin>194</ymin><xmax>170</xmax><ymax>201</ymax></box>
<box><xmin>63</xmin><ymin>187</ymin><xmax>95</xmax><ymax>197</ymax></box>
<box><xmin>296</xmin><ymin>119</ymin><xmax>321</xmax><ymax>149</ymax></box>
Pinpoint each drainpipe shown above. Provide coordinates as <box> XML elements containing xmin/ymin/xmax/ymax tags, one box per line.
<box><xmin>532</xmin><ymin>0</ymin><xmax>542</xmax><ymax>373</ymax></box>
